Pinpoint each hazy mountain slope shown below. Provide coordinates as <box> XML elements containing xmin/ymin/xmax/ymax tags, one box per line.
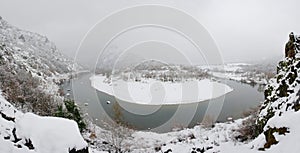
<box><xmin>0</xmin><ymin>17</ymin><xmax>80</xmax><ymax>95</ymax></box>
<box><xmin>0</xmin><ymin>17</ymin><xmax>82</xmax><ymax>115</ymax></box>
<box><xmin>0</xmin><ymin>17</ymin><xmax>76</xmax><ymax>74</ymax></box>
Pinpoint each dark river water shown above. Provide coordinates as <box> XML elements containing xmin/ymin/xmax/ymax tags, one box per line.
<box><xmin>63</xmin><ymin>73</ymin><xmax>264</xmax><ymax>132</ymax></box>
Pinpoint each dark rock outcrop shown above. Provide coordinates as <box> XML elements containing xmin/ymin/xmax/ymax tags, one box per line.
<box><xmin>285</xmin><ymin>32</ymin><xmax>297</xmax><ymax>58</ymax></box>
<box><xmin>69</xmin><ymin>147</ymin><xmax>89</xmax><ymax>153</ymax></box>
<box><xmin>256</xmin><ymin>33</ymin><xmax>300</xmax><ymax>150</ymax></box>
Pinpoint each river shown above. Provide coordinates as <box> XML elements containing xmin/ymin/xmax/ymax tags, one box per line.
<box><xmin>62</xmin><ymin>73</ymin><xmax>264</xmax><ymax>132</ymax></box>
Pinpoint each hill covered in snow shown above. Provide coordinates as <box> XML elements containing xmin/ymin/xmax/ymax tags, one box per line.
<box><xmin>0</xmin><ymin>17</ymin><xmax>90</xmax><ymax>153</ymax></box>
<box><xmin>0</xmin><ymin>16</ymin><xmax>81</xmax><ymax>95</ymax></box>
<box><xmin>0</xmin><ymin>17</ymin><xmax>78</xmax><ymax>75</ymax></box>
<box><xmin>0</xmin><ymin>17</ymin><xmax>81</xmax><ymax>115</ymax></box>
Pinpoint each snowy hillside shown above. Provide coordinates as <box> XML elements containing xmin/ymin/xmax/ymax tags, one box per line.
<box><xmin>0</xmin><ymin>17</ymin><xmax>79</xmax><ymax>95</ymax></box>
<box><xmin>0</xmin><ymin>17</ymin><xmax>84</xmax><ymax>116</ymax></box>
<box><xmin>0</xmin><ymin>17</ymin><xmax>91</xmax><ymax>153</ymax></box>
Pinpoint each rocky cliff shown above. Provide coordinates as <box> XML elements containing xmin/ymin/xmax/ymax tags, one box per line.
<box><xmin>255</xmin><ymin>33</ymin><xmax>300</xmax><ymax>151</ymax></box>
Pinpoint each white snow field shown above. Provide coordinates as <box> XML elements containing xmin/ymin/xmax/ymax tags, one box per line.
<box><xmin>90</xmin><ymin>75</ymin><xmax>233</xmax><ymax>105</ymax></box>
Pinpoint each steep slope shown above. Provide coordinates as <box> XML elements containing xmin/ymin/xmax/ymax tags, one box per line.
<box><xmin>0</xmin><ymin>17</ymin><xmax>82</xmax><ymax>115</ymax></box>
<box><xmin>254</xmin><ymin>34</ymin><xmax>300</xmax><ymax>151</ymax></box>
<box><xmin>0</xmin><ymin>17</ymin><xmax>89</xmax><ymax>153</ymax></box>
<box><xmin>0</xmin><ymin>17</ymin><xmax>79</xmax><ymax>95</ymax></box>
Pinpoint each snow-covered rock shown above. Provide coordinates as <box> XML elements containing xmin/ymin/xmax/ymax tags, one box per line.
<box><xmin>16</xmin><ymin>113</ymin><xmax>87</xmax><ymax>153</ymax></box>
<box><xmin>254</xmin><ymin>51</ymin><xmax>300</xmax><ymax>151</ymax></box>
<box><xmin>0</xmin><ymin>91</ymin><xmax>88</xmax><ymax>153</ymax></box>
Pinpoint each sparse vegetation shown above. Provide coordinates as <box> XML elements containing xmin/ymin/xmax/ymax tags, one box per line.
<box><xmin>55</xmin><ymin>99</ymin><xmax>87</xmax><ymax>132</ymax></box>
<box><xmin>101</xmin><ymin>119</ymin><xmax>134</xmax><ymax>153</ymax></box>
<box><xmin>201</xmin><ymin>115</ymin><xmax>215</xmax><ymax>128</ymax></box>
<box><xmin>99</xmin><ymin>60</ymin><xmax>210</xmax><ymax>83</ymax></box>
<box><xmin>0</xmin><ymin>42</ymin><xmax>87</xmax><ymax>133</ymax></box>
<box><xmin>0</xmin><ymin>61</ymin><xmax>57</xmax><ymax>116</ymax></box>
<box><xmin>235</xmin><ymin>107</ymin><xmax>260</xmax><ymax>142</ymax></box>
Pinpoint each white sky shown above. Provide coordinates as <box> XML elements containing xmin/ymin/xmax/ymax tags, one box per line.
<box><xmin>0</xmin><ymin>0</ymin><xmax>299</xmax><ymax>63</ymax></box>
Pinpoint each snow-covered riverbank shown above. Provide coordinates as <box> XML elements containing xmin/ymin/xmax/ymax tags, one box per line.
<box><xmin>199</xmin><ymin>63</ymin><xmax>274</xmax><ymax>85</ymax></box>
<box><xmin>90</xmin><ymin>75</ymin><xmax>233</xmax><ymax>105</ymax></box>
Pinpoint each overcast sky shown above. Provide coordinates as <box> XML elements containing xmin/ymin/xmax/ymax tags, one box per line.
<box><xmin>1</xmin><ymin>0</ymin><xmax>299</xmax><ymax>64</ymax></box>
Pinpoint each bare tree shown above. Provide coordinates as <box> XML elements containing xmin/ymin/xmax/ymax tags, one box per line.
<box><xmin>101</xmin><ymin>119</ymin><xmax>134</xmax><ymax>153</ymax></box>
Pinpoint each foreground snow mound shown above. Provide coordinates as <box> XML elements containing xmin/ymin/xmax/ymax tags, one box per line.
<box><xmin>16</xmin><ymin>113</ymin><xmax>87</xmax><ymax>153</ymax></box>
<box><xmin>0</xmin><ymin>92</ymin><xmax>88</xmax><ymax>153</ymax></box>
<box><xmin>90</xmin><ymin>75</ymin><xmax>233</xmax><ymax>105</ymax></box>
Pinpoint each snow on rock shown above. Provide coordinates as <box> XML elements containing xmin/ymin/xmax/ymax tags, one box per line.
<box><xmin>251</xmin><ymin>35</ymin><xmax>300</xmax><ymax>152</ymax></box>
<box><xmin>0</xmin><ymin>91</ymin><xmax>21</xmax><ymax>119</ymax></box>
<box><xmin>90</xmin><ymin>75</ymin><xmax>233</xmax><ymax>105</ymax></box>
<box><xmin>0</xmin><ymin>92</ymin><xmax>27</xmax><ymax>153</ymax></box>
<box><xmin>16</xmin><ymin>113</ymin><xmax>87</xmax><ymax>153</ymax></box>
<box><xmin>262</xmin><ymin>111</ymin><xmax>300</xmax><ymax>152</ymax></box>
<box><xmin>0</xmin><ymin>139</ymin><xmax>33</xmax><ymax>153</ymax></box>
<box><xmin>0</xmin><ymin>91</ymin><xmax>88</xmax><ymax>153</ymax></box>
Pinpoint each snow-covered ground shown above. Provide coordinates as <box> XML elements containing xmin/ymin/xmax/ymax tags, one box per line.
<box><xmin>87</xmin><ymin>110</ymin><xmax>300</xmax><ymax>153</ymax></box>
<box><xmin>16</xmin><ymin>113</ymin><xmax>87</xmax><ymax>153</ymax></box>
<box><xmin>0</xmin><ymin>91</ymin><xmax>89</xmax><ymax>153</ymax></box>
<box><xmin>90</xmin><ymin>75</ymin><xmax>233</xmax><ymax>105</ymax></box>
